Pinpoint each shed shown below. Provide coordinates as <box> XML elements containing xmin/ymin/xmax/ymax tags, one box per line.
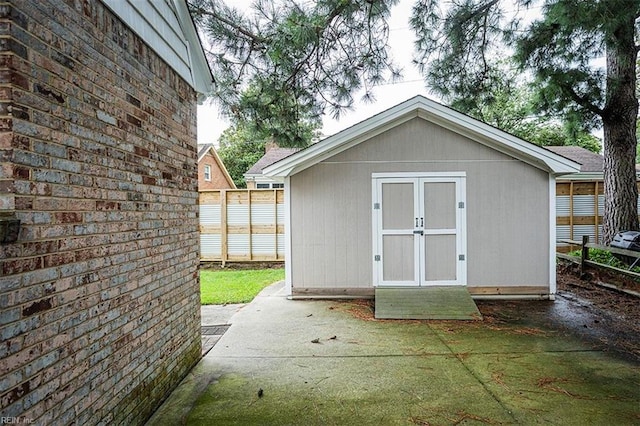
<box><xmin>264</xmin><ymin>96</ymin><xmax>580</xmax><ymax>303</ymax></box>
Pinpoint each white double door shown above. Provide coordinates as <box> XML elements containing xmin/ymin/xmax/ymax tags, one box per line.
<box><xmin>373</xmin><ymin>173</ymin><xmax>466</xmax><ymax>287</ymax></box>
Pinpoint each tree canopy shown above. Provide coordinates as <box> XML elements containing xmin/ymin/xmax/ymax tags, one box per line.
<box><xmin>189</xmin><ymin>0</ymin><xmax>401</xmax><ymax>147</ymax></box>
<box><xmin>443</xmin><ymin>60</ymin><xmax>602</xmax><ymax>152</ymax></box>
<box><xmin>411</xmin><ymin>0</ymin><xmax>639</xmax><ymax>242</ymax></box>
<box><xmin>216</xmin><ymin>123</ymin><xmax>265</xmax><ymax>188</ymax></box>
<box><xmin>192</xmin><ymin>0</ymin><xmax>639</xmax><ymax>242</ymax></box>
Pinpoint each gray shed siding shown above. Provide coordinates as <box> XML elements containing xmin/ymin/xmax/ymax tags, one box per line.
<box><xmin>289</xmin><ymin>117</ymin><xmax>550</xmax><ymax>294</ymax></box>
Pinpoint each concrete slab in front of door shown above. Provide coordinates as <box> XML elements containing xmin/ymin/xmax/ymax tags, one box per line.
<box><xmin>375</xmin><ymin>286</ymin><xmax>482</xmax><ymax>320</ymax></box>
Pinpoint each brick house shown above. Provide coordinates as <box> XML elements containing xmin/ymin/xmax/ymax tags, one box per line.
<box><xmin>0</xmin><ymin>0</ymin><xmax>212</xmax><ymax>424</ymax></box>
<box><xmin>197</xmin><ymin>143</ymin><xmax>236</xmax><ymax>190</ymax></box>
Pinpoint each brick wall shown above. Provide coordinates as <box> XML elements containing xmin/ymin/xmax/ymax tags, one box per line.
<box><xmin>0</xmin><ymin>0</ymin><xmax>201</xmax><ymax>424</ymax></box>
<box><xmin>198</xmin><ymin>151</ymin><xmax>234</xmax><ymax>190</ymax></box>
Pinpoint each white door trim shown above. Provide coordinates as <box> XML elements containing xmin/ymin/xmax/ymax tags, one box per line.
<box><xmin>373</xmin><ymin>177</ymin><xmax>420</xmax><ymax>286</ymax></box>
<box><xmin>373</xmin><ymin>173</ymin><xmax>467</xmax><ymax>287</ymax></box>
<box><xmin>284</xmin><ymin>176</ymin><xmax>293</xmax><ymax>296</ymax></box>
<box><xmin>372</xmin><ymin>172</ymin><xmax>467</xmax><ymax>179</ymax></box>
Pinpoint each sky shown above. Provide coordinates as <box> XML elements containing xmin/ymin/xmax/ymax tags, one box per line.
<box><xmin>196</xmin><ymin>0</ymin><xmax>430</xmax><ymax>146</ymax></box>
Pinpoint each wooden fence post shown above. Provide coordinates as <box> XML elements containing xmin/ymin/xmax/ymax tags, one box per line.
<box><xmin>581</xmin><ymin>235</ymin><xmax>589</xmax><ymax>275</ymax></box>
<box><xmin>220</xmin><ymin>190</ymin><xmax>227</xmax><ymax>267</ymax></box>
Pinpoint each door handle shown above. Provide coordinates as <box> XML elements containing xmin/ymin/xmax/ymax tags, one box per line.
<box><xmin>413</xmin><ymin>230</ymin><xmax>423</xmax><ymax>235</ymax></box>
<box><xmin>415</xmin><ymin>217</ymin><xmax>419</xmax><ymax>227</ymax></box>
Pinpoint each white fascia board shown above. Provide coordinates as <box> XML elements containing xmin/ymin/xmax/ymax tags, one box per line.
<box><xmin>556</xmin><ymin>172</ymin><xmax>604</xmax><ymax>181</ymax></box>
<box><xmin>557</xmin><ymin>171</ymin><xmax>640</xmax><ymax>181</ymax></box>
<box><xmin>244</xmin><ymin>173</ymin><xmax>282</xmax><ymax>181</ymax></box>
<box><xmin>263</xmin><ymin>102</ymin><xmax>421</xmax><ymax>177</ymax></box>
<box><xmin>414</xmin><ymin>105</ymin><xmax>580</xmax><ymax>174</ymax></box>
<box><xmin>172</xmin><ymin>0</ymin><xmax>214</xmax><ymax>98</ymax></box>
<box><xmin>263</xmin><ymin>95</ymin><xmax>581</xmax><ymax>178</ymax></box>
<box><xmin>548</xmin><ymin>175</ymin><xmax>557</xmax><ymax>295</ymax></box>
<box><xmin>283</xmin><ymin>176</ymin><xmax>293</xmax><ymax>296</ymax></box>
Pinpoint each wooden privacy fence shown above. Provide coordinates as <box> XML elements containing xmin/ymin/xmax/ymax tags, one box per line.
<box><xmin>556</xmin><ymin>181</ymin><xmax>604</xmax><ymax>252</ymax></box>
<box><xmin>556</xmin><ymin>180</ymin><xmax>640</xmax><ymax>252</ymax></box>
<box><xmin>199</xmin><ymin>189</ymin><xmax>285</xmax><ymax>263</ymax></box>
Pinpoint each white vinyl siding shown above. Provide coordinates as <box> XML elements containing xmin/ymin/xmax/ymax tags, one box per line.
<box><xmin>102</xmin><ymin>0</ymin><xmax>212</xmax><ymax>94</ymax></box>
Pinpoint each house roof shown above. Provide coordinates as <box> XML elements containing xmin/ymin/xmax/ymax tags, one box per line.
<box><xmin>102</xmin><ymin>0</ymin><xmax>213</xmax><ymax>99</ymax></box>
<box><xmin>263</xmin><ymin>96</ymin><xmax>581</xmax><ymax>178</ymax></box>
<box><xmin>245</xmin><ymin>147</ymin><xmax>301</xmax><ymax>177</ymax></box>
<box><xmin>198</xmin><ymin>144</ymin><xmax>236</xmax><ymax>188</ymax></box>
<box><xmin>544</xmin><ymin>146</ymin><xmax>603</xmax><ymax>172</ymax></box>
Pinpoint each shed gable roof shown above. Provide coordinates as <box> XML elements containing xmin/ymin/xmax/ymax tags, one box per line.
<box><xmin>263</xmin><ymin>96</ymin><xmax>580</xmax><ymax>178</ymax></box>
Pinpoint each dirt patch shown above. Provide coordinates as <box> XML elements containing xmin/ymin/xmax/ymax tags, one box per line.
<box><xmin>200</xmin><ymin>261</ymin><xmax>284</xmax><ymax>271</ymax></box>
<box><xmin>556</xmin><ymin>260</ymin><xmax>640</xmax><ymax>321</ymax></box>
<box><xmin>554</xmin><ymin>260</ymin><xmax>640</xmax><ymax>362</ymax></box>
<box><xmin>479</xmin><ymin>260</ymin><xmax>640</xmax><ymax>361</ymax></box>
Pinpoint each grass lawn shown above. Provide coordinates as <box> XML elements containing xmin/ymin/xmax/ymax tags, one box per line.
<box><xmin>200</xmin><ymin>267</ymin><xmax>285</xmax><ymax>305</ymax></box>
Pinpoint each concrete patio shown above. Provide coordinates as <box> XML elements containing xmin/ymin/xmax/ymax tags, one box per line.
<box><xmin>147</xmin><ymin>282</ymin><xmax>639</xmax><ymax>425</ymax></box>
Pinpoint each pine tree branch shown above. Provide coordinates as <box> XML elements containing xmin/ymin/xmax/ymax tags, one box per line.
<box><xmin>464</xmin><ymin>0</ymin><xmax>500</xmax><ymax>22</ymax></box>
<box><xmin>561</xmin><ymin>83</ymin><xmax>605</xmax><ymax>117</ymax></box>
<box><xmin>187</xmin><ymin>1</ymin><xmax>267</xmax><ymax>46</ymax></box>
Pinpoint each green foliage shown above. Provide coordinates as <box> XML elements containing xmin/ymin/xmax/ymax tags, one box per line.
<box><xmin>523</xmin><ymin>125</ymin><xmax>601</xmax><ymax>153</ymax></box>
<box><xmin>449</xmin><ymin>61</ymin><xmax>602</xmax><ymax>152</ymax></box>
<box><xmin>411</xmin><ymin>0</ymin><xmax>507</xmax><ymax>105</ymax></box>
<box><xmin>236</xmin><ymin>83</ymin><xmax>321</xmax><ymax>148</ymax></box>
<box><xmin>189</xmin><ymin>0</ymin><xmax>401</xmax><ymax>147</ymax></box>
<box><xmin>411</xmin><ymin>0</ymin><xmax>639</xmax><ymax>241</ymax></box>
<box><xmin>216</xmin><ymin>123</ymin><xmax>265</xmax><ymax>188</ymax></box>
<box><xmin>411</xmin><ymin>0</ymin><xmax>638</xmax><ymax>131</ymax></box>
<box><xmin>567</xmin><ymin>248</ymin><xmax>640</xmax><ymax>273</ymax></box>
<box><xmin>200</xmin><ymin>268</ymin><xmax>285</xmax><ymax>304</ymax></box>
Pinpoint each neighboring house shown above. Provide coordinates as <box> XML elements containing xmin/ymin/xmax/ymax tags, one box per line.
<box><xmin>545</xmin><ymin>145</ymin><xmax>604</xmax><ymax>176</ymax></box>
<box><xmin>264</xmin><ymin>96</ymin><xmax>580</xmax><ymax>300</ymax></box>
<box><xmin>244</xmin><ymin>143</ymin><xmax>300</xmax><ymax>189</ymax></box>
<box><xmin>198</xmin><ymin>144</ymin><xmax>236</xmax><ymax>190</ymax></box>
<box><xmin>0</xmin><ymin>1</ymin><xmax>212</xmax><ymax>424</ymax></box>
<box><xmin>546</xmin><ymin>145</ymin><xmax>640</xmax><ymax>248</ymax></box>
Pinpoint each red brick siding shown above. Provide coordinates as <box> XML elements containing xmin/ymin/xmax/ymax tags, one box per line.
<box><xmin>198</xmin><ymin>152</ymin><xmax>234</xmax><ymax>189</ymax></box>
<box><xmin>0</xmin><ymin>0</ymin><xmax>200</xmax><ymax>424</ymax></box>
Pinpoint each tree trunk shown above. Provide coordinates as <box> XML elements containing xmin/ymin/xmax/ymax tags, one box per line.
<box><xmin>601</xmin><ymin>14</ymin><xmax>639</xmax><ymax>244</ymax></box>
<box><xmin>602</xmin><ymin>125</ymin><xmax>638</xmax><ymax>243</ymax></box>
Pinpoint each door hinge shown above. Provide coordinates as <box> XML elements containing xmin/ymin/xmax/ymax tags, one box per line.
<box><xmin>459</xmin><ymin>254</ymin><xmax>465</xmax><ymax>261</ymax></box>
<box><xmin>374</xmin><ymin>255</ymin><xmax>381</xmax><ymax>261</ymax></box>
<box><xmin>373</xmin><ymin>203</ymin><xmax>380</xmax><ymax>210</ymax></box>
<box><xmin>458</xmin><ymin>202</ymin><xmax>465</xmax><ymax>208</ymax></box>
